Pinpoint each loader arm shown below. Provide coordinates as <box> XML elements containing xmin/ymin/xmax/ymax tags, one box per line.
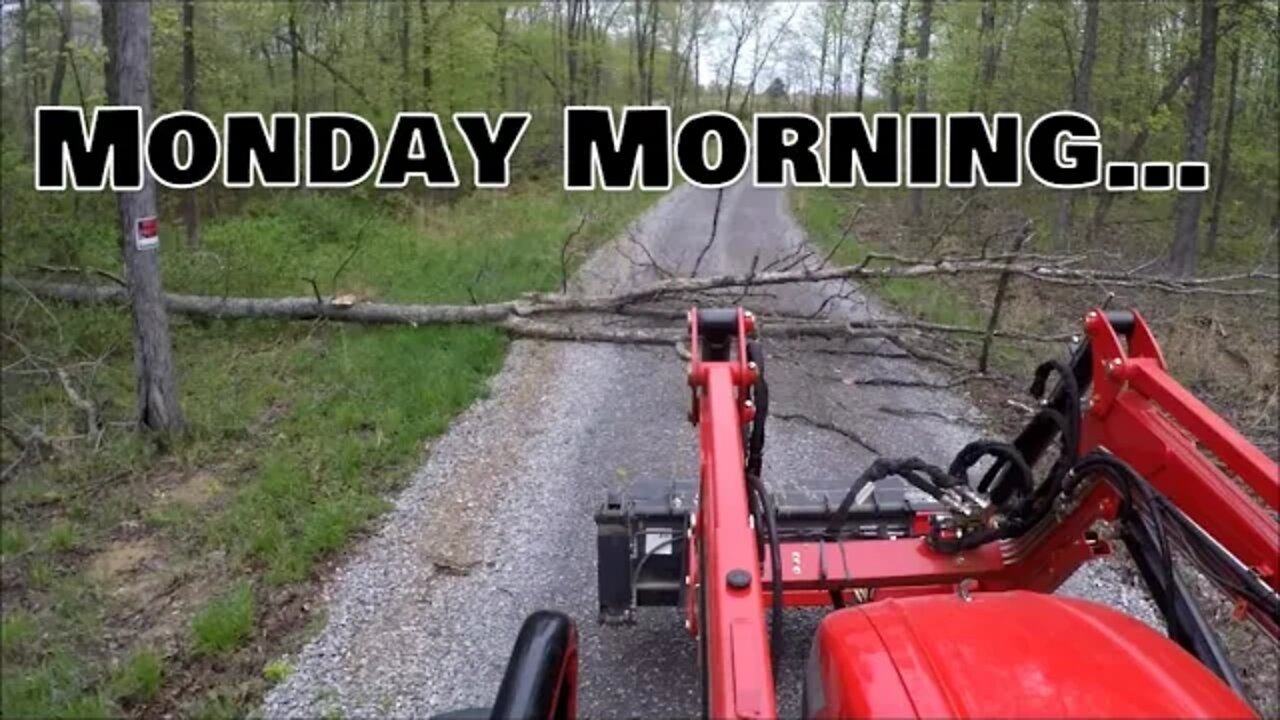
<box><xmin>676</xmin><ymin>306</ymin><xmax>1278</xmax><ymax>718</ymax></box>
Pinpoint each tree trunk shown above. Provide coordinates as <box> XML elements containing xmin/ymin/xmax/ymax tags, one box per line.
<box><xmin>887</xmin><ymin>0</ymin><xmax>910</xmax><ymax>113</ymax></box>
<box><xmin>48</xmin><ymin>0</ymin><xmax>73</xmax><ymax>105</ymax></box>
<box><xmin>634</xmin><ymin>0</ymin><xmax>648</xmax><ymax>105</ymax></box>
<box><xmin>830</xmin><ymin>0</ymin><xmax>850</xmax><ymax>110</ymax></box>
<box><xmin>1088</xmin><ymin>58</ymin><xmax>1196</xmax><ymax>241</ymax></box>
<box><xmin>1205</xmin><ymin>43</ymin><xmax>1240</xmax><ymax>256</ymax></box>
<box><xmin>105</xmin><ymin>0</ymin><xmax>186</xmax><ymax>434</ymax></box>
<box><xmin>976</xmin><ymin>0</ymin><xmax>1000</xmax><ymax>112</ymax></box>
<box><xmin>853</xmin><ymin>0</ymin><xmax>880</xmax><ymax>112</ymax></box>
<box><xmin>565</xmin><ymin>0</ymin><xmax>581</xmax><ymax>105</ymax></box>
<box><xmin>396</xmin><ymin>2</ymin><xmax>409</xmax><ymax>110</ymax></box>
<box><xmin>289</xmin><ymin>2</ymin><xmax>301</xmax><ymax>114</ymax></box>
<box><xmin>645</xmin><ymin>0</ymin><xmax>658</xmax><ymax>105</ymax></box>
<box><xmin>813</xmin><ymin>5</ymin><xmax>831</xmax><ymax>115</ymax></box>
<box><xmin>181</xmin><ymin>0</ymin><xmax>200</xmax><ymax>248</ymax></box>
<box><xmin>493</xmin><ymin>5</ymin><xmax>507</xmax><ymax>107</ymax></box>
<box><xmin>910</xmin><ymin>0</ymin><xmax>933</xmax><ymax>222</ymax></box>
<box><xmin>19</xmin><ymin>0</ymin><xmax>34</xmax><ymax>161</ymax></box>
<box><xmin>1170</xmin><ymin>0</ymin><xmax>1219</xmax><ymax>276</ymax></box>
<box><xmin>1053</xmin><ymin>0</ymin><xmax>1099</xmax><ymax>250</ymax></box>
<box><xmin>420</xmin><ymin>0</ymin><xmax>433</xmax><ymax>106</ymax></box>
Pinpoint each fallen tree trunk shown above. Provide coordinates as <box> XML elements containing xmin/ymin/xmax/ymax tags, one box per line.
<box><xmin>2</xmin><ymin>276</ymin><xmax>520</xmax><ymax>325</ymax></box>
<box><xmin>0</xmin><ymin>275</ymin><xmax>1079</xmax><ymax>347</ymax></box>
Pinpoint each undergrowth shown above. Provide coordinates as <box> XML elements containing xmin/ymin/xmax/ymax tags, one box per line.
<box><xmin>0</xmin><ymin>184</ymin><xmax>658</xmax><ymax>716</ymax></box>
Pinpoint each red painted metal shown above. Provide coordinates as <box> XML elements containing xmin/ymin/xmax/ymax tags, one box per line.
<box><xmin>687</xmin><ymin>308</ymin><xmax>775</xmax><ymax>719</ymax></box>
<box><xmin>682</xmin><ymin>306</ymin><xmax>1278</xmax><ymax>718</ymax></box>
<box><xmin>808</xmin><ymin>592</ymin><xmax>1257</xmax><ymax>719</ymax></box>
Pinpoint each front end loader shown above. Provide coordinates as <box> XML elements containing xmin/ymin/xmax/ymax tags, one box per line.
<box><xmin>440</xmin><ymin>306</ymin><xmax>1279</xmax><ymax>719</ymax></box>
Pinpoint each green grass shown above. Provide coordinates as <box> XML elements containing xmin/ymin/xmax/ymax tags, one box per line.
<box><xmin>44</xmin><ymin>520</ymin><xmax>79</xmax><ymax>553</ymax></box>
<box><xmin>0</xmin><ymin>180</ymin><xmax>659</xmax><ymax>716</ymax></box>
<box><xmin>108</xmin><ymin>650</ymin><xmax>164</xmax><ymax>704</ymax></box>
<box><xmin>192</xmin><ymin>584</ymin><xmax>255</xmax><ymax>655</ymax></box>
<box><xmin>262</xmin><ymin>659</ymin><xmax>292</xmax><ymax>684</ymax></box>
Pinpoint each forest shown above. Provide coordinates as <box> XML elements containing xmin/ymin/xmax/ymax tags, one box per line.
<box><xmin>1</xmin><ymin>1</ymin><xmax>1277</xmax><ymax>717</ymax></box>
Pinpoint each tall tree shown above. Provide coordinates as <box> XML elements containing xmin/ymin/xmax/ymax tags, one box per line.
<box><xmin>103</xmin><ymin>0</ymin><xmax>186</xmax><ymax>433</ymax></box>
<box><xmin>853</xmin><ymin>0</ymin><xmax>881</xmax><ymax>112</ymax></box>
<box><xmin>813</xmin><ymin>5</ymin><xmax>832</xmax><ymax>114</ymax></box>
<box><xmin>1053</xmin><ymin>0</ymin><xmax>1100</xmax><ymax>249</ymax></box>
<box><xmin>289</xmin><ymin>1</ymin><xmax>301</xmax><ymax>113</ymax></box>
<box><xmin>420</xmin><ymin>0</ymin><xmax>434</xmax><ymax>107</ymax></box>
<box><xmin>829</xmin><ymin>0</ymin><xmax>850</xmax><ymax>109</ymax></box>
<box><xmin>19</xmin><ymin>0</ymin><xmax>34</xmax><ymax>160</ymax></box>
<box><xmin>910</xmin><ymin>0</ymin><xmax>933</xmax><ymax>221</ymax></box>
<box><xmin>48</xmin><ymin>0</ymin><xmax>73</xmax><ymax>106</ymax></box>
<box><xmin>181</xmin><ymin>0</ymin><xmax>200</xmax><ymax>247</ymax></box>
<box><xmin>1170</xmin><ymin>0</ymin><xmax>1219</xmax><ymax>275</ymax></box>
<box><xmin>887</xmin><ymin>0</ymin><xmax>910</xmax><ymax>113</ymax></box>
<box><xmin>1205</xmin><ymin>42</ymin><xmax>1241</xmax><ymax>255</ymax></box>
<box><xmin>972</xmin><ymin>0</ymin><xmax>1000</xmax><ymax>112</ymax></box>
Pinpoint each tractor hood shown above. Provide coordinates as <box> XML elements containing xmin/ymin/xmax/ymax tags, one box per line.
<box><xmin>807</xmin><ymin>590</ymin><xmax>1256</xmax><ymax>719</ymax></box>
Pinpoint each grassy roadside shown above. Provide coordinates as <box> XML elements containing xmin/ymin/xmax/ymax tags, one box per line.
<box><xmin>0</xmin><ymin>185</ymin><xmax>659</xmax><ymax>717</ymax></box>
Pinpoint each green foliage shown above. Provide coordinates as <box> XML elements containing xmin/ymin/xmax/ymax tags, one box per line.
<box><xmin>1</xmin><ymin>612</ymin><xmax>38</xmax><ymax>662</ymax></box>
<box><xmin>1</xmin><ymin>653</ymin><xmax>113</xmax><ymax>720</ymax></box>
<box><xmin>44</xmin><ymin>520</ymin><xmax>80</xmax><ymax>553</ymax></box>
<box><xmin>192</xmin><ymin>583</ymin><xmax>255</xmax><ymax>655</ymax></box>
<box><xmin>1</xmin><ymin>524</ymin><xmax>30</xmax><ymax>557</ymax></box>
<box><xmin>109</xmin><ymin>650</ymin><xmax>164</xmax><ymax>704</ymax></box>
<box><xmin>263</xmin><ymin>659</ymin><xmax>293</xmax><ymax>684</ymax></box>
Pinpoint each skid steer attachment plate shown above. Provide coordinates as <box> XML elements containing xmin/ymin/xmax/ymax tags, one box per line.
<box><xmin>594</xmin><ymin>479</ymin><xmax>932</xmax><ymax>623</ymax></box>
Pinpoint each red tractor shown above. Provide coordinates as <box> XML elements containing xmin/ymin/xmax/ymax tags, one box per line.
<box><xmin>446</xmin><ymin>307</ymin><xmax>1279</xmax><ymax>719</ymax></box>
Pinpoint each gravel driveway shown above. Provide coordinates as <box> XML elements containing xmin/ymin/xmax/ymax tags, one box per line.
<box><xmin>263</xmin><ymin>183</ymin><xmax>1162</xmax><ymax>718</ymax></box>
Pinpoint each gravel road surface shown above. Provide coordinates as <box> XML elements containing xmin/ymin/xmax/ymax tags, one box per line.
<box><xmin>264</xmin><ymin>183</ymin><xmax>1160</xmax><ymax>719</ymax></box>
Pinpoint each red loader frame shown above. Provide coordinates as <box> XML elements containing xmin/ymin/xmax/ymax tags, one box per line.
<box><xmin>684</xmin><ymin>307</ymin><xmax>1279</xmax><ymax>719</ymax></box>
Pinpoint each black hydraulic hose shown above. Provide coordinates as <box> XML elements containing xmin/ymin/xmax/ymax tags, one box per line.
<box><xmin>748</xmin><ymin>473</ymin><xmax>783</xmax><ymax>677</ymax></box>
<box><xmin>982</xmin><ymin>358</ymin><xmax>1081</xmax><ymax>504</ymax></box>
<box><xmin>950</xmin><ymin>440</ymin><xmax>1035</xmax><ymax>498</ymax></box>
<box><xmin>824</xmin><ymin>458</ymin><xmax>959</xmax><ymax>538</ymax></box>
<box><xmin>746</xmin><ymin>341</ymin><xmax>768</xmax><ymax>479</ymax></box>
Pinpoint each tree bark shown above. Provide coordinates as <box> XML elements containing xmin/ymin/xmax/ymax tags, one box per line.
<box><xmin>493</xmin><ymin>5</ymin><xmax>507</xmax><ymax>107</ymax></box>
<box><xmin>853</xmin><ymin>0</ymin><xmax>879</xmax><ymax>112</ymax></box>
<box><xmin>105</xmin><ymin>0</ymin><xmax>186</xmax><ymax>433</ymax></box>
<box><xmin>1053</xmin><ymin>0</ymin><xmax>1099</xmax><ymax>250</ymax></box>
<box><xmin>830</xmin><ymin>0</ymin><xmax>850</xmax><ymax>110</ymax></box>
<box><xmin>395</xmin><ymin>1</ymin><xmax>409</xmax><ymax>110</ymax></box>
<box><xmin>48</xmin><ymin>0</ymin><xmax>73</xmax><ymax>106</ymax></box>
<box><xmin>975</xmin><ymin>0</ymin><xmax>1000</xmax><ymax>112</ymax></box>
<box><xmin>910</xmin><ymin>0</ymin><xmax>933</xmax><ymax>222</ymax></box>
<box><xmin>420</xmin><ymin>0</ymin><xmax>433</xmax><ymax>106</ymax></box>
<box><xmin>645</xmin><ymin>0</ymin><xmax>658</xmax><ymax>105</ymax></box>
<box><xmin>1170</xmin><ymin>0</ymin><xmax>1219</xmax><ymax>276</ymax></box>
<box><xmin>19</xmin><ymin>0</ymin><xmax>34</xmax><ymax>161</ymax></box>
<box><xmin>289</xmin><ymin>2</ymin><xmax>302</xmax><ymax>114</ymax></box>
<box><xmin>633</xmin><ymin>0</ymin><xmax>648</xmax><ymax>105</ymax></box>
<box><xmin>181</xmin><ymin>0</ymin><xmax>200</xmax><ymax>248</ymax></box>
<box><xmin>1205</xmin><ymin>43</ymin><xmax>1240</xmax><ymax>256</ymax></box>
<box><xmin>887</xmin><ymin>0</ymin><xmax>910</xmax><ymax>113</ymax></box>
<box><xmin>813</xmin><ymin>5</ymin><xmax>831</xmax><ymax>115</ymax></box>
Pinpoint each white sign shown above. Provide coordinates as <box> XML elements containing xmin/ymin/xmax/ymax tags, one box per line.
<box><xmin>135</xmin><ymin>216</ymin><xmax>159</xmax><ymax>250</ymax></box>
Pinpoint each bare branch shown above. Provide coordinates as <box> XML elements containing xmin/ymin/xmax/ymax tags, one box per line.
<box><xmin>690</xmin><ymin>189</ymin><xmax>725</xmax><ymax>277</ymax></box>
